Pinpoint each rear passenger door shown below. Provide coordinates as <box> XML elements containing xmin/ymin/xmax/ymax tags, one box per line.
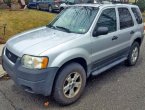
<box><xmin>115</xmin><ymin>7</ymin><xmax>135</xmax><ymax>53</ymax></box>
<box><xmin>39</xmin><ymin>0</ymin><xmax>47</xmax><ymax>9</ymax></box>
<box><xmin>43</xmin><ymin>0</ymin><xmax>49</xmax><ymax>9</ymax></box>
<box><xmin>38</xmin><ymin>0</ymin><xmax>44</xmax><ymax>9</ymax></box>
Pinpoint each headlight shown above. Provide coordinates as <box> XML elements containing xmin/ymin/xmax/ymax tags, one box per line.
<box><xmin>21</xmin><ymin>55</ymin><xmax>49</xmax><ymax>69</ymax></box>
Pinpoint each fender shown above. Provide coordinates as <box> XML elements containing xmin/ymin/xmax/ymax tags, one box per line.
<box><xmin>49</xmin><ymin>48</ymin><xmax>91</xmax><ymax>67</ymax></box>
<box><xmin>130</xmin><ymin>31</ymin><xmax>143</xmax><ymax>46</ymax></box>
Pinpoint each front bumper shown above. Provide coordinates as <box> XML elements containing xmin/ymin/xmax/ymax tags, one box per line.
<box><xmin>2</xmin><ymin>48</ymin><xmax>59</xmax><ymax>96</ymax></box>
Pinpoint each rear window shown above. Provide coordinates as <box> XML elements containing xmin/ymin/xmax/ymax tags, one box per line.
<box><xmin>118</xmin><ymin>8</ymin><xmax>134</xmax><ymax>30</ymax></box>
<box><xmin>131</xmin><ymin>8</ymin><xmax>142</xmax><ymax>24</ymax></box>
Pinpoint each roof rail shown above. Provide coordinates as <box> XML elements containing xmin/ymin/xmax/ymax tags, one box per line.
<box><xmin>95</xmin><ymin>0</ymin><xmax>129</xmax><ymax>4</ymax></box>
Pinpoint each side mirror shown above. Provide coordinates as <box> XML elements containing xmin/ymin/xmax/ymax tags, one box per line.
<box><xmin>93</xmin><ymin>27</ymin><xmax>109</xmax><ymax>37</ymax></box>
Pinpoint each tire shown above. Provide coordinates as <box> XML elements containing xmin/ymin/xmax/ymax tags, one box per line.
<box><xmin>53</xmin><ymin>63</ymin><xmax>86</xmax><ymax>105</ymax></box>
<box><xmin>48</xmin><ymin>5</ymin><xmax>53</xmax><ymax>12</ymax></box>
<box><xmin>36</xmin><ymin>5</ymin><xmax>40</xmax><ymax>10</ymax></box>
<box><xmin>125</xmin><ymin>42</ymin><xmax>140</xmax><ymax>66</ymax></box>
<box><xmin>59</xmin><ymin>7</ymin><xmax>64</xmax><ymax>12</ymax></box>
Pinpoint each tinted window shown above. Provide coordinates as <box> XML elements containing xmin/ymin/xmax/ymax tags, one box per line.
<box><xmin>131</xmin><ymin>8</ymin><xmax>142</xmax><ymax>24</ymax></box>
<box><xmin>67</xmin><ymin>0</ymin><xmax>75</xmax><ymax>3</ymax></box>
<box><xmin>118</xmin><ymin>8</ymin><xmax>134</xmax><ymax>29</ymax></box>
<box><xmin>96</xmin><ymin>8</ymin><xmax>117</xmax><ymax>33</ymax></box>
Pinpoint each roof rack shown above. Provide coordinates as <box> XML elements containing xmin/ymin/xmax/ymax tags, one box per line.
<box><xmin>95</xmin><ymin>0</ymin><xmax>129</xmax><ymax>4</ymax></box>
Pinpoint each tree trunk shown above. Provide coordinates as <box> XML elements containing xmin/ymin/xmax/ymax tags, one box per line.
<box><xmin>0</xmin><ymin>0</ymin><xmax>4</xmax><ymax>3</ymax></box>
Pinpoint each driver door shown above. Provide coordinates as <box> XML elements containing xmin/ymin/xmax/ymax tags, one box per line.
<box><xmin>91</xmin><ymin>7</ymin><xmax>122</xmax><ymax>72</ymax></box>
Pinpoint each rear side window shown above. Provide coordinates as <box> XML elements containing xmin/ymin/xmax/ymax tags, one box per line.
<box><xmin>118</xmin><ymin>8</ymin><xmax>134</xmax><ymax>29</ymax></box>
<box><xmin>96</xmin><ymin>8</ymin><xmax>117</xmax><ymax>33</ymax></box>
<box><xmin>131</xmin><ymin>8</ymin><xmax>142</xmax><ymax>24</ymax></box>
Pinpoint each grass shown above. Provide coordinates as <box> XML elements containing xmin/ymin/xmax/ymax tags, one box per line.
<box><xmin>0</xmin><ymin>9</ymin><xmax>56</xmax><ymax>42</ymax></box>
<box><xmin>142</xmin><ymin>13</ymin><xmax>145</xmax><ymax>22</ymax></box>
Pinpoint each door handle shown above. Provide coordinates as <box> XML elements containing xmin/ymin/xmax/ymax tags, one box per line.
<box><xmin>112</xmin><ymin>36</ymin><xmax>118</xmax><ymax>40</ymax></box>
<box><xmin>130</xmin><ymin>31</ymin><xmax>135</xmax><ymax>35</ymax></box>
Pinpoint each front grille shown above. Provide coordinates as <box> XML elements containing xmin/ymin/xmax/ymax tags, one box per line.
<box><xmin>5</xmin><ymin>48</ymin><xmax>18</xmax><ymax>63</ymax></box>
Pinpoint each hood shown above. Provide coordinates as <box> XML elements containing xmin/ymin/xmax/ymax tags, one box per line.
<box><xmin>6</xmin><ymin>26</ymin><xmax>79</xmax><ymax>57</ymax></box>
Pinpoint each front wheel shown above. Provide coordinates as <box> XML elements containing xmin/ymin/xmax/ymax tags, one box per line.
<box><xmin>59</xmin><ymin>7</ymin><xmax>64</xmax><ymax>12</ymax></box>
<box><xmin>125</xmin><ymin>42</ymin><xmax>140</xmax><ymax>66</ymax></box>
<box><xmin>53</xmin><ymin>63</ymin><xmax>86</xmax><ymax>105</ymax></box>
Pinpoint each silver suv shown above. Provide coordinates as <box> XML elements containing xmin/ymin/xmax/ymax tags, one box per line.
<box><xmin>2</xmin><ymin>4</ymin><xmax>144</xmax><ymax>105</ymax></box>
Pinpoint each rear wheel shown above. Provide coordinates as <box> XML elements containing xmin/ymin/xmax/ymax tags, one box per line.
<box><xmin>48</xmin><ymin>5</ymin><xmax>53</xmax><ymax>12</ymax></box>
<box><xmin>53</xmin><ymin>63</ymin><xmax>86</xmax><ymax>105</ymax></box>
<box><xmin>125</xmin><ymin>42</ymin><xmax>140</xmax><ymax>66</ymax></box>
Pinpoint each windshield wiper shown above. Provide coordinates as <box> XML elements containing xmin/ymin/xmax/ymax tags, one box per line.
<box><xmin>55</xmin><ymin>26</ymin><xmax>71</xmax><ymax>33</ymax></box>
<box><xmin>47</xmin><ymin>25</ymin><xmax>71</xmax><ymax>33</ymax></box>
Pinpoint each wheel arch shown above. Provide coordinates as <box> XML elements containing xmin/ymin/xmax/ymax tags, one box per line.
<box><xmin>133</xmin><ymin>37</ymin><xmax>142</xmax><ymax>46</ymax></box>
<box><xmin>51</xmin><ymin>57</ymin><xmax>88</xmax><ymax>95</ymax></box>
<box><xmin>57</xmin><ymin>57</ymin><xmax>88</xmax><ymax>74</ymax></box>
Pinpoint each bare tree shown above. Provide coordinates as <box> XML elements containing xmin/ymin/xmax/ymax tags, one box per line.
<box><xmin>19</xmin><ymin>0</ymin><xmax>26</xmax><ymax>9</ymax></box>
<box><xmin>135</xmin><ymin>0</ymin><xmax>138</xmax><ymax>4</ymax></box>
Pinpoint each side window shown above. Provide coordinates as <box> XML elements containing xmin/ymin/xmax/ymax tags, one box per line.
<box><xmin>49</xmin><ymin>0</ymin><xmax>53</xmax><ymax>2</ymax></box>
<box><xmin>118</xmin><ymin>8</ymin><xmax>134</xmax><ymax>29</ymax></box>
<box><xmin>131</xmin><ymin>8</ymin><xmax>142</xmax><ymax>24</ymax></box>
<box><xmin>96</xmin><ymin>8</ymin><xmax>117</xmax><ymax>33</ymax></box>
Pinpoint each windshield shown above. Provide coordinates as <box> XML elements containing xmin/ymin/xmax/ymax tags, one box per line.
<box><xmin>47</xmin><ymin>6</ymin><xmax>98</xmax><ymax>34</ymax></box>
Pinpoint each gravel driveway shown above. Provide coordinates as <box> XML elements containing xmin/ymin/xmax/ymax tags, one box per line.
<box><xmin>0</xmin><ymin>39</ymin><xmax>145</xmax><ymax>110</ymax></box>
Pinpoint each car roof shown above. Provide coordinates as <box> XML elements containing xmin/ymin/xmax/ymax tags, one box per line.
<box><xmin>73</xmin><ymin>3</ymin><xmax>138</xmax><ymax>8</ymax></box>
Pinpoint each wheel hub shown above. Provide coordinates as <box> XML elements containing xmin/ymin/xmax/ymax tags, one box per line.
<box><xmin>131</xmin><ymin>47</ymin><xmax>138</xmax><ymax>63</ymax></box>
<box><xmin>63</xmin><ymin>72</ymin><xmax>82</xmax><ymax>98</ymax></box>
